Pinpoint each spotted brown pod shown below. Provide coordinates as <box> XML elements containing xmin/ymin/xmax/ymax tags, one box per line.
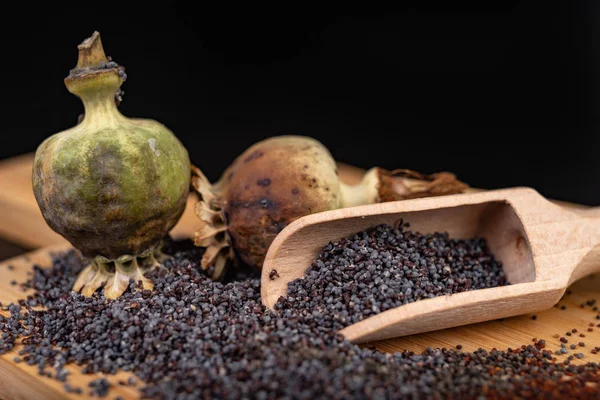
<box><xmin>192</xmin><ymin>135</ymin><xmax>468</xmax><ymax>279</ymax></box>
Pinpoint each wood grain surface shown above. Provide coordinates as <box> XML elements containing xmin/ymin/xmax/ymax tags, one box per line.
<box><xmin>1</xmin><ymin>153</ymin><xmax>600</xmax><ymax>399</ymax></box>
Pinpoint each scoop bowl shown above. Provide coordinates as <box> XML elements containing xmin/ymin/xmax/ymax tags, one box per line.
<box><xmin>261</xmin><ymin>187</ymin><xmax>600</xmax><ymax>343</ymax></box>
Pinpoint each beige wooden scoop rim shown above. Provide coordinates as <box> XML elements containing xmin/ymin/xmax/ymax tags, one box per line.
<box><xmin>261</xmin><ymin>187</ymin><xmax>600</xmax><ymax>343</ymax></box>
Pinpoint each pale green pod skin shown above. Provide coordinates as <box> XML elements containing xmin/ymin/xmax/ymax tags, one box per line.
<box><xmin>32</xmin><ymin>32</ymin><xmax>191</xmax><ymax>298</ymax></box>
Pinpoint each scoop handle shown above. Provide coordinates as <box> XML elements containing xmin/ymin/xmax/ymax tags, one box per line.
<box><xmin>566</xmin><ymin>206</ymin><xmax>600</xmax><ymax>284</ymax></box>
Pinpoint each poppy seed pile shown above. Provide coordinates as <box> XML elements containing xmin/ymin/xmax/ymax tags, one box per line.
<box><xmin>275</xmin><ymin>221</ymin><xmax>508</xmax><ymax>330</ymax></box>
<box><xmin>0</xmin><ymin>228</ymin><xmax>599</xmax><ymax>399</ymax></box>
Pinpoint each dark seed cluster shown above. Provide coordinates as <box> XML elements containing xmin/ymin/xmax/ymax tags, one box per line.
<box><xmin>276</xmin><ymin>222</ymin><xmax>509</xmax><ymax>330</ymax></box>
<box><xmin>97</xmin><ymin>57</ymin><xmax>127</xmax><ymax>105</ymax></box>
<box><xmin>96</xmin><ymin>57</ymin><xmax>128</xmax><ymax>82</ymax></box>
<box><xmin>0</xmin><ymin>230</ymin><xmax>599</xmax><ymax>399</ymax></box>
<box><xmin>88</xmin><ymin>378</ymin><xmax>111</xmax><ymax>397</ymax></box>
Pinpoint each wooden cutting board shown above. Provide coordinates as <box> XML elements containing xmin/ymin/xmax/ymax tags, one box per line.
<box><xmin>1</xmin><ymin>153</ymin><xmax>600</xmax><ymax>399</ymax></box>
<box><xmin>1</xmin><ymin>248</ymin><xmax>600</xmax><ymax>400</ymax></box>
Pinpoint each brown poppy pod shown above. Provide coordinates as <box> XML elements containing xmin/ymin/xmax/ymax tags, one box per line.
<box><xmin>192</xmin><ymin>135</ymin><xmax>467</xmax><ymax>279</ymax></box>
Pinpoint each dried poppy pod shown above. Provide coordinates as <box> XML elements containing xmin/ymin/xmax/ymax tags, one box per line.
<box><xmin>192</xmin><ymin>135</ymin><xmax>467</xmax><ymax>279</ymax></box>
<box><xmin>32</xmin><ymin>32</ymin><xmax>191</xmax><ymax>299</ymax></box>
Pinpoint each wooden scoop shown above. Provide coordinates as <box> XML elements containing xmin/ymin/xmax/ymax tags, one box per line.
<box><xmin>260</xmin><ymin>187</ymin><xmax>600</xmax><ymax>343</ymax></box>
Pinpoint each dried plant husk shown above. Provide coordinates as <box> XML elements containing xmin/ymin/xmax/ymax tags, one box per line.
<box><xmin>32</xmin><ymin>32</ymin><xmax>191</xmax><ymax>299</ymax></box>
<box><xmin>192</xmin><ymin>135</ymin><xmax>468</xmax><ymax>279</ymax></box>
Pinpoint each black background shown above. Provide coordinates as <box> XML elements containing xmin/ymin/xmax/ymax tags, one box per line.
<box><xmin>2</xmin><ymin>2</ymin><xmax>598</xmax><ymax>205</ymax></box>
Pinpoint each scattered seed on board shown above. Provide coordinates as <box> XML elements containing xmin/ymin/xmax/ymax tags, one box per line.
<box><xmin>269</xmin><ymin>269</ymin><xmax>280</xmax><ymax>280</ymax></box>
<box><xmin>88</xmin><ymin>378</ymin><xmax>110</xmax><ymax>397</ymax></box>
